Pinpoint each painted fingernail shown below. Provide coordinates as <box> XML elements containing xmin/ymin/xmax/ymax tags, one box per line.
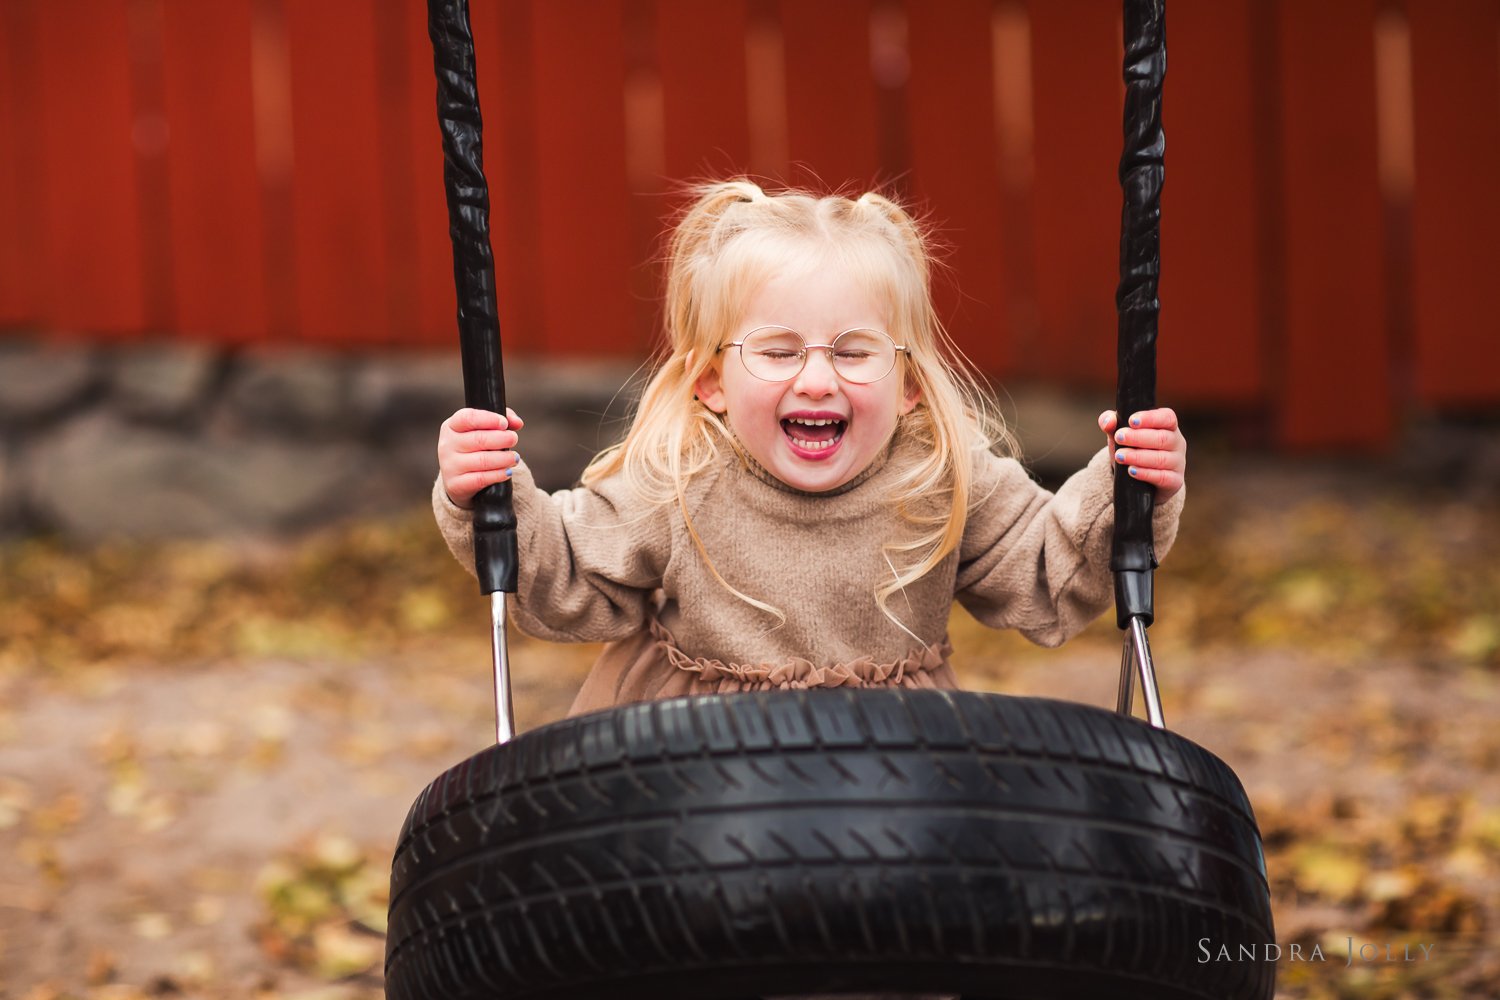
<box><xmin>1115</xmin><ymin>449</ymin><xmax>1129</xmax><ymax>462</ymax></box>
<box><xmin>1128</xmin><ymin>466</ymin><xmax>1139</xmax><ymax>477</ymax></box>
<box><xmin>504</xmin><ymin>468</ymin><xmax>513</xmax><ymax>477</ymax></box>
<box><xmin>1115</xmin><ymin>429</ymin><xmax>1128</xmax><ymax>443</ymax></box>
<box><xmin>1130</xmin><ymin>415</ymin><xmax>1142</xmax><ymax>427</ymax></box>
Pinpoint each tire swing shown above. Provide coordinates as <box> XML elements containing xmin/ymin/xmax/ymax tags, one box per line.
<box><xmin>385</xmin><ymin>2</ymin><xmax>1275</xmax><ymax>998</ymax></box>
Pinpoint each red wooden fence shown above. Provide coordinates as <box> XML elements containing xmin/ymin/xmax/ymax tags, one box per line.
<box><xmin>1</xmin><ymin>0</ymin><xmax>1497</xmax><ymax>448</ymax></box>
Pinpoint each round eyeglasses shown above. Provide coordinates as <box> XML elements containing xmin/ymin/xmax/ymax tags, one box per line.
<box><xmin>718</xmin><ymin>326</ymin><xmax>908</xmax><ymax>384</ymax></box>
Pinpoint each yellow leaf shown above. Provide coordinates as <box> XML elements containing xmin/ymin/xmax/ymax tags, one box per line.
<box><xmin>132</xmin><ymin>912</ymin><xmax>172</xmax><ymax>941</ymax></box>
<box><xmin>1290</xmin><ymin>842</ymin><xmax>1367</xmax><ymax>902</ymax></box>
<box><xmin>312</xmin><ymin>923</ymin><xmax>382</xmax><ymax>980</ymax></box>
<box><xmin>340</xmin><ymin>865</ymin><xmax>391</xmax><ymax>935</ymax></box>
<box><xmin>1448</xmin><ymin>614</ymin><xmax>1500</xmax><ymax>664</ymax></box>
<box><xmin>1363</xmin><ymin>868</ymin><xmax>1417</xmax><ymax>903</ymax></box>
<box><xmin>174</xmin><ymin>950</ymin><xmax>215</xmax><ymax>986</ymax></box>
<box><xmin>310</xmin><ymin>833</ymin><xmax>363</xmax><ymax>877</ymax></box>
<box><xmin>186</xmin><ymin>895</ymin><xmax>225</xmax><ymax>927</ymax></box>
<box><xmin>30</xmin><ymin>792</ymin><xmax>85</xmax><ymax>834</ymax></box>
<box><xmin>1442</xmin><ymin>844</ymin><xmax>1491</xmax><ymax>881</ymax></box>
<box><xmin>399</xmin><ymin>587</ymin><xmax>453</xmax><ymax>632</ymax></box>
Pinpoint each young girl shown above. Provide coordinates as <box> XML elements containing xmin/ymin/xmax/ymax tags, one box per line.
<box><xmin>434</xmin><ymin>180</ymin><xmax>1186</xmax><ymax>718</ymax></box>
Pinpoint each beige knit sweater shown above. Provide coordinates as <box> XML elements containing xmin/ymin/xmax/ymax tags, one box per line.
<box><xmin>435</xmin><ymin>429</ymin><xmax>1183</xmax><ymax>711</ymax></box>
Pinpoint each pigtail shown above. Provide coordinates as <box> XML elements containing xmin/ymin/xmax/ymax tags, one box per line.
<box><xmin>663</xmin><ymin>181</ymin><xmax>766</xmax><ymax>359</ymax></box>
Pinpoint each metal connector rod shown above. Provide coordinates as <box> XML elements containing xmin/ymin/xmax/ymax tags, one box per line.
<box><xmin>491</xmin><ymin>592</ymin><xmax>516</xmax><ymax>744</ymax></box>
<box><xmin>1116</xmin><ymin>615</ymin><xmax>1165</xmax><ymax>729</ymax></box>
<box><xmin>1116</xmin><ymin>630</ymin><xmax>1135</xmax><ymax>715</ymax></box>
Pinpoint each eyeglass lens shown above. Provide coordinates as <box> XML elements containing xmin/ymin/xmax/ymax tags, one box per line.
<box><xmin>738</xmin><ymin>327</ymin><xmax>897</xmax><ymax>384</ymax></box>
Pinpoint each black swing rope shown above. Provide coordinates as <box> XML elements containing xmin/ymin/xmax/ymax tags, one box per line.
<box><xmin>1114</xmin><ymin>0</ymin><xmax>1165</xmax><ymax>630</ymax></box>
<box><xmin>427</xmin><ymin>0</ymin><xmax>516</xmax><ymax>598</ymax></box>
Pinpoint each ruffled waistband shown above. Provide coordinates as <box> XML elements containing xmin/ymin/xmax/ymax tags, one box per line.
<box><xmin>649</xmin><ymin>617</ymin><xmax>954</xmax><ymax>693</ymax></box>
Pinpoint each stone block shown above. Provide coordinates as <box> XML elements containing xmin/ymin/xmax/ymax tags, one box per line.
<box><xmin>0</xmin><ymin>339</ymin><xmax>101</xmax><ymax>422</ymax></box>
<box><xmin>219</xmin><ymin>349</ymin><xmax>352</xmax><ymax>436</ymax></box>
<box><xmin>22</xmin><ymin>411</ymin><xmax>368</xmax><ymax>540</ymax></box>
<box><xmin>0</xmin><ymin>439</ymin><xmax>18</xmax><ymax>534</ymax></box>
<box><xmin>349</xmin><ymin>352</ymin><xmax>465</xmax><ymax>432</ymax></box>
<box><xmin>112</xmin><ymin>341</ymin><xmax>221</xmax><ymax>421</ymax></box>
<box><xmin>1003</xmin><ymin>383</ymin><xmax>1111</xmax><ymax>478</ymax></box>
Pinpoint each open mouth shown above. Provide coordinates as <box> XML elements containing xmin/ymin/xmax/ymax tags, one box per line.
<box><xmin>781</xmin><ymin>416</ymin><xmax>847</xmax><ymax>453</ymax></box>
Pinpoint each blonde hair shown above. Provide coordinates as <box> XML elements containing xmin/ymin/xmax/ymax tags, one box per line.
<box><xmin>583</xmin><ymin>179</ymin><xmax>1014</xmax><ymax>640</ymax></box>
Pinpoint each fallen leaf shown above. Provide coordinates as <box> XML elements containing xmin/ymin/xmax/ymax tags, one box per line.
<box><xmin>86</xmin><ymin>948</ymin><xmax>117</xmax><ymax>985</ymax></box>
<box><xmin>1289</xmin><ymin>841</ymin><xmax>1367</xmax><ymax>903</ymax></box>
<box><xmin>310</xmin><ymin>834</ymin><xmax>363</xmax><ymax>878</ymax></box>
<box><xmin>312</xmin><ymin>922</ymin><xmax>382</xmax><ymax>980</ymax></box>
<box><xmin>174</xmin><ymin>950</ymin><xmax>215</xmax><ymax>986</ymax></box>
<box><xmin>1363</xmin><ymin>868</ymin><xmax>1418</xmax><ymax>904</ymax></box>
<box><xmin>190</xmin><ymin>895</ymin><xmax>226</xmax><ymax>926</ymax></box>
<box><xmin>131</xmin><ymin>912</ymin><xmax>172</xmax><ymax>941</ymax></box>
<box><xmin>29</xmin><ymin>792</ymin><xmax>85</xmax><ymax>834</ymax></box>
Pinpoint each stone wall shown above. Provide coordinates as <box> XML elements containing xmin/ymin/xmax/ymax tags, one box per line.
<box><xmin>0</xmin><ymin>338</ymin><xmax>644</xmax><ymax>541</ymax></box>
<box><xmin>26</xmin><ymin>337</ymin><xmax>1492</xmax><ymax>543</ymax></box>
<box><xmin>1</xmin><ymin>338</ymin><xmax>1136</xmax><ymax>542</ymax></box>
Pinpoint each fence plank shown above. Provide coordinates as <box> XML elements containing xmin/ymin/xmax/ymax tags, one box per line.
<box><xmin>0</xmin><ymin>1</ymin><xmax>43</xmax><ymax>327</ymax></box>
<box><xmin>779</xmin><ymin>0</ymin><xmax>881</xmax><ymax>190</ymax></box>
<box><xmin>404</xmin><ymin>0</ymin><xmax>453</xmax><ymax>348</ymax></box>
<box><xmin>528</xmin><ymin>0</ymin><xmax>635</xmax><ymax>355</ymax></box>
<box><xmin>160</xmin><ymin>1</ymin><xmax>267</xmax><ymax>342</ymax></box>
<box><xmin>371</xmin><ymin>1</ymin><xmax>421</xmax><ymax>347</ymax></box>
<box><xmin>283</xmin><ymin>0</ymin><xmax>392</xmax><ymax>345</ymax></box>
<box><xmin>657</xmin><ymin>0</ymin><xmax>753</xmax><ymax>178</ymax></box>
<box><xmin>1408</xmin><ymin>0</ymin><xmax>1500</xmax><ymax>406</ymax></box>
<box><xmin>35</xmin><ymin>0</ymin><xmax>147</xmax><ymax>335</ymax></box>
<box><xmin>1026</xmin><ymin>0</ymin><xmax>1119</xmax><ymax>386</ymax></box>
<box><xmin>1159</xmin><ymin>0</ymin><xmax>1264</xmax><ymax>407</ymax></box>
<box><xmin>1275</xmin><ymin>0</ymin><xmax>1390</xmax><ymax>448</ymax></box>
<box><xmin>904</xmin><ymin>0</ymin><xmax>1012</xmax><ymax>374</ymax></box>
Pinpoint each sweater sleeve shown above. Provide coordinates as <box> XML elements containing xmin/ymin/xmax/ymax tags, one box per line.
<box><xmin>954</xmin><ymin>446</ymin><xmax>1185</xmax><ymax>647</ymax></box>
<box><xmin>431</xmin><ymin>465</ymin><xmax>671</xmax><ymax>643</ymax></box>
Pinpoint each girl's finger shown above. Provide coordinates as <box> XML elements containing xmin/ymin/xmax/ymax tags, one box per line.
<box><xmin>447</xmin><ymin>449</ymin><xmax>521</xmax><ymax>475</ymax></box>
<box><xmin>1123</xmin><ymin>465</ymin><xmax>1183</xmax><ymax>498</ymax></box>
<box><xmin>504</xmin><ymin>407</ymin><xmax>524</xmax><ymax>429</ymax></box>
<box><xmin>1098</xmin><ymin>410</ymin><xmax>1119</xmax><ymax>460</ymax></box>
<box><xmin>1124</xmin><ymin>407</ymin><xmax>1178</xmax><ymax>431</ymax></box>
<box><xmin>449</xmin><ymin>429</ymin><xmax>519</xmax><ymax>453</ymax></box>
<box><xmin>448</xmin><ymin>468</ymin><xmax>514</xmax><ymax>498</ymax></box>
<box><xmin>1112</xmin><ymin>427</ymin><xmax>1180</xmax><ymax>451</ymax></box>
<box><xmin>448</xmin><ymin>407</ymin><xmax>506</xmax><ymax>432</ymax></box>
<box><xmin>1113</xmin><ymin>446</ymin><xmax>1183</xmax><ymax>472</ymax></box>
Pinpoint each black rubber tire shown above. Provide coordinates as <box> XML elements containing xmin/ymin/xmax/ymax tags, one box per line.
<box><xmin>384</xmin><ymin>689</ymin><xmax>1274</xmax><ymax>1000</ymax></box>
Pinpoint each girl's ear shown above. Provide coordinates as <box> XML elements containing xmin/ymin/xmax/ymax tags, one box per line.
<box><xmin>692</xmin><ymin>354</ymin><xmax>728</xmax><ymax>413</ymax></box>
<box><xmin>900</xmin><ymin>374</ymin><xmax>922</xmax><ymax>415</ymax></box>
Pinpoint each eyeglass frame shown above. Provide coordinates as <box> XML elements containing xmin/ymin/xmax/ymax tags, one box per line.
<box><xmin>716</xmin><ymin>325</ymin><xmax>910</xmax><ymax>384</ymax></box>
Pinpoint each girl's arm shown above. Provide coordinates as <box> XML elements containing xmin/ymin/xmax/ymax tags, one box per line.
<box><xmin>434</xmin><ymin>408</ymin><xmax>669</xmax><ymax>643</ymax></box>
<box><xmin>954</xmin><ymin>411</ymin><xmax>1186</xmax><ymax>647</ymax></box>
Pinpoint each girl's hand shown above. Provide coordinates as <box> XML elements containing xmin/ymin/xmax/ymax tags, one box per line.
<box><xmin>438</xmin><ymin>407</ymin><xmax>525</xmax><ymax>509</ymax></box>
<box><xmin>1097</xmin><ymin>407</ymin><xmax>1186</xmax><ymax>501</ymax></box>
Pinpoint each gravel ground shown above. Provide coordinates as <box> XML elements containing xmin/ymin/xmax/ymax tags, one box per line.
<box><xmin>2</xmin><ymin>629</ymin><xmax>1497</xmax><ymax>999</ymax></box>
<box><xmin>2</xmin><ymin>455</ymin><xmax>1498</xmax><ymax>999</ymax></box>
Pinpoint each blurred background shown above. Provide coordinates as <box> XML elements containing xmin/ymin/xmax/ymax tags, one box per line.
<box><xmin>1</xmin><ymin>1</ymin><xmax>1498</xmax><ymax>998</ymax></box>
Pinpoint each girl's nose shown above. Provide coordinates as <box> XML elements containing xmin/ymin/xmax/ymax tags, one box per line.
<box><xmin>794</xmin><ymin>349</ymin><xmax>839</xmax><ymax>397</ymax></box>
